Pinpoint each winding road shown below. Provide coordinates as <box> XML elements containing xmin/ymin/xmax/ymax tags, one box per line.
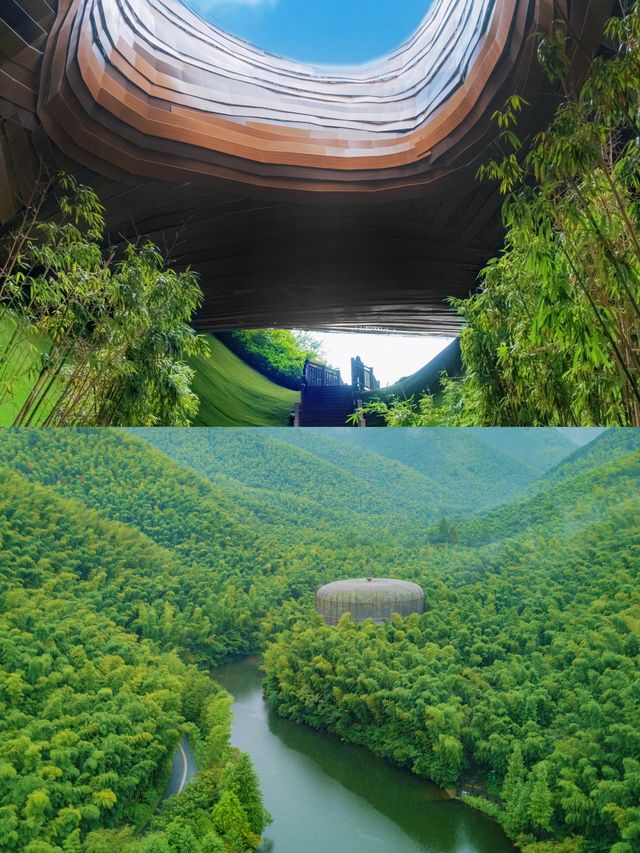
<box><xmin>162</xmin><ymin>736</ymin><xmax>198</xmax><ymax>800</ymax></box>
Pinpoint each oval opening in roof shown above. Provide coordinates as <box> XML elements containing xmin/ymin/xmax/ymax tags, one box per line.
<box><xmin>184</xmin><ymin>0</ymin><xmax>435</xmax><ymax>65</ymax></box>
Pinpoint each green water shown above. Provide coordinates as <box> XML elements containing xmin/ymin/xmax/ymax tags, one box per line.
<box><xmin>214</xmin><ymin>657</ymin><xmax>515</xmax><ymax>853</ymax></box>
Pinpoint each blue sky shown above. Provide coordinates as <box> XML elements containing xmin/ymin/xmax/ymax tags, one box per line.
<box><xmin>186</xmin><ymin>0</ymin><xmax>433</xmax><ymax>64</ymax></box>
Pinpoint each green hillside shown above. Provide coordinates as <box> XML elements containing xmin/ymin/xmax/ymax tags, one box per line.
<box><xmin>457</xmin><ymin>431</ymin><xmax>640</xmax><ymax>546</ymax></box>
<box><xmin>467</xmin><ymin>428</ymin><xmax>578</xmax><ymax>476</ymax></box>
<box><xmin>541</xmin><ymin>427</ymin><xmax>640</xmax><ymax>485</ymax></box>
<box><xmin>0</xmin><ymin>462</ymin><xmax>270</xmax><ymax>853</ymax></box>
<box><xmin>327</xmin><ymin>428</ymin><xmax>545</xmax><ymax>510</ymax></box>
<box><xmin>0</xmin><ymin>428</ymin><xmax>434</xmax><ymax>600</ymax></box>
<box><xmin>0</xmin><ymin>429</ymin><xmax>316</xmax><ymax>596</ymax></box>
<box><xmin>264</xmin><ymin>458</ymin><xmax>640</xmax><ymax>851</ymax></box>
<box><xmin>190</xmin><ymin>334</ymin><xmax>298</xmax><ymax>426</ymax></box>
<box><xmin>133</xmin><ymin>427</ymin><xmax>455</xmax><ymax>523</ymax></box>
<box><xmin>135</xmin><ymin>427</ymin><xmax>568</xmax><ymax>518</ymax></box>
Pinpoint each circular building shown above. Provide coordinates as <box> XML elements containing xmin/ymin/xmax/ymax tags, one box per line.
<box><xmin>316</xmin><ymin>578</ymin><xmax>424</xmax><ymax>627</ymax></box>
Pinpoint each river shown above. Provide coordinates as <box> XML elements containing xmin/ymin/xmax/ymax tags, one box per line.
<box><xmin>214</xmin><ymin>657</ymin><xmax>515</xmax><ymax>853</ymax></box>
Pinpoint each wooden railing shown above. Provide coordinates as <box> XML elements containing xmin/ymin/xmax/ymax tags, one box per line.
<box><xmin>303</xmin><ymin>358</ymin><xmax>379</xmax><ymax>390</ymax></box>
<box><xmin>351</xmin><ymin>358</ymin><xmax>380</xmax><ymax>392</ymax></box>
<box><xmin>303</xmin><ymin>360</ymin><xmax>344</xmax><ymax>387</ymax></box>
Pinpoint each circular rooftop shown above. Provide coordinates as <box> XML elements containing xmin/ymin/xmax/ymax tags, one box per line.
<box><xmin>316</xmin><ymin>578</ymin><xmax>424</xmax><ymax>626</ymax></box>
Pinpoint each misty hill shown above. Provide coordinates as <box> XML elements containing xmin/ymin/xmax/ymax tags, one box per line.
<box><xmin>540</xmin><ymin>427</ymin><xmax>640</xmax><ymax>485</ymax></box>
<box><xmin>455</xmin><ymin>429</ymin><xmax>640</xmax><ymax>546</ymax></box>
<box><xmin>138</xmin><ymin>427</ymin><xmax>566</xmax><ymax>519</ymax></box>
<box><xmin>310</xmin><ymin>428</ymin><xmax>551</xmax><ymax>509</ymax></box>
<box><xmin>132</xmin><ymin>428</ymin><xmax>456</xmax><ymax>525</ymax></box>
<box><xmin>466</xmin><ymin>427</ymin><xmax>578</xmax><ymax>475</ymax></box>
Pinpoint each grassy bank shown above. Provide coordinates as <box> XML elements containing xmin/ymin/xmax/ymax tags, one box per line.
<box><xmin>1</xmin><ymin>319</ymin><xmax>298</xmax><ymax>427</ymax></box>
<box><xmin>189</xmin><ymin>334</ymin><xmax>299</xmax><ymax>426</ymax></box>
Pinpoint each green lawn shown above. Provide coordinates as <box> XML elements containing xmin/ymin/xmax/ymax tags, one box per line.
<box><xmin>190</xmin><ymin>334</ymin><xmax>299</xmax><ymax>426</ymax></box>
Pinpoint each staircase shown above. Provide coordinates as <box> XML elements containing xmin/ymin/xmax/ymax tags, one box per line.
<box><xmin>298</xmin><ymin>385</ymin><xmax>358</xmax><ymax>427</ymax></box>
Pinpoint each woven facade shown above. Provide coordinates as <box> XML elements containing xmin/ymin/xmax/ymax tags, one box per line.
<box><xmin>316</xmin><ymin>578</ymin><xmax>424</xmax><ymax>626</ymax></box>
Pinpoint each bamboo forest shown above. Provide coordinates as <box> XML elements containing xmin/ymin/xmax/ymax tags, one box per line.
<box><xmin>0</xmin><ymin>427</ymin><xmax>638</xmax><ymax>852</ymax></box>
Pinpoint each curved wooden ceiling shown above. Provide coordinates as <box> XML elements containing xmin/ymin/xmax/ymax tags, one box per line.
<box><xmin>37</xmin><ymin>0</ymin><xmax>523</xmax><ymax>194</ymax></box>
<box><xmin>0</xmin><ymin>0</ymin><xmax>614</xmax><ymax>332</ymax></box>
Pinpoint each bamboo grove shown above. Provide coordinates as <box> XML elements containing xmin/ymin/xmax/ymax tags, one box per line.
<box><xmin>0</xmin><ymin>174</ymin><xmax>207</xmax><ymax>426</ymax></box>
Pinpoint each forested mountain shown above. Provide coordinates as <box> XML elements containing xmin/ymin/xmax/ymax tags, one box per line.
<box><xmin>280</xmin><ymin>427</ymin><xmax>540</xmax><ymax>507</ymax></box>
<box><xmin>139</xmin><ymin>427</ymin><xmax>567</xmax><ymax>516</ymax></box>
<box><xmin>264</xmin><ymin>490</ymin><xmax>640</xmax><ymax>852</ymax></box>
<box><xmin>318</xmin><ymin>428</ymin><xmax>567</xmax><ymax>509</ymax></box>
<box><xmin>0</xmin><ymin>466</ymin><xmax>270</xmax><ymax>852</ymax></box>
<box><xmin>132</xmin><ymin>428</ymin><xmax>455</xmax><ymax>523</ymax></box>
<box><xmin>541</xmin><ymin>429</ymin><xmax>640</xmax><ymax>486</ymax></box>
<box><xmin>0</xmin><ymin>428</ymin><xmax>637</xmax><ymax>852</ymax></box>
<box><xmin>466</xmin><ymin>428</ymin><xmax>578</xmax><ymax>476</ymax></box>
<box><xmin>262</xmin><ymin>431</ymin><xmax>640</xmax><ymax>852</ymax></box>
<box><xmin>455</xmin><ymin>434</ymin><xmax>640</xmax><ymax>547</ymax></box>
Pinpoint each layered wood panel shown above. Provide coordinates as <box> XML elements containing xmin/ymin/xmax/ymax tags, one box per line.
<box><xmin>0</xmin><ymin>0</ymin><xmax>614</xmax><ymax>332</ymax></box>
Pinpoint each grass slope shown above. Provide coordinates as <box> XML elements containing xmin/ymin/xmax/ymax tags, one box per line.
<box><xmin>0</xmin><ymin>324</ymin><xmax>297</xmax><ymax>428</ymax></box>
<box><xmin>190</xmin><ymin>334</ymin><xmax>298</xmax><ymax>426</ymax></box>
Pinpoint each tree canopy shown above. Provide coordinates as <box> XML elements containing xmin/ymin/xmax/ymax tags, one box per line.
<box><xmin>218</xmin><ymin>330</ymin><xmax>327</xmax><ymax>389</ymax></box>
